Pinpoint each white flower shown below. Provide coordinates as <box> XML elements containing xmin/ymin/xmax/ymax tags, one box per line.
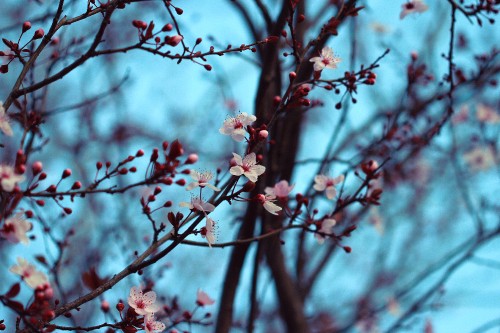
<box><xmin>0</xmin><ymin>165</ymin><xmax>25</xmax><ymax>192</ymax></box>
<box><xmin>196</xmin><ymin>289</ymin><xmax>215</xmax><ymax>306</ymax></box>
<box><xmin>179</xmin><ymin>196</ymin><xmax>215</xmax><ymax>213</ymax></box>
<box><xmin>476</xmin><ymin>103</ymin><xmax>500</xmax><ymax>124</ymax></box>
<box><xmin>128</xmin><ymin>286</ymin><xmax>160</xmax><ymax>315</ymax></box>
<box><xmin>202</xmin><ymin>217</ymin><xmax>216</xmax><ymax>247</ymax></box>
<box><xmin>256</xmin><ymin>194</ymin><xmax>282</xmax><ymax>215</ymax></box>
<box><xmin>229</xmin><ymin>153</ymin><xmax>266</xmax><ymax>182</ymax></box>
<box><xmin>219</xmin><ymin>112</ymin><xmax>257</xmax><ymax>142</ymax></box>
<box><xmin>144</xmin><ymin>313</ymin><xmax>165</xmax><ymax>333</ymax></box>
<box><xmin>316</xmin><ymin>218</ymin><xmax>337</xmax><ymax>244</ymax></box>
<box><xmin>10</xmin><ymin>257</ymin><xmax>48</xmax><ymax>289</ymax></box>
<box><xmin>0</xmin><ymin>101</ymin><xmax>13</xmax><ymax>136</ymax></box>
<box><xmin>185</xmin><ymin>170</ymin><xmax>220</xmax><ymax>192</ymax></box>
<box><xmin>400</xmin><ymin>0</ymin><xmax>428</xmax><ymax>19</ymax></box>
<box><xmin>264</xmin><ymin>180</ymin><xmax>294</xmax><ymax>199</ymax></box>
<box><xmin>1</xmin><ymin>212</ymin><xmax>32</xmax><ymax>245</ymax></box>
<box><xmin>463</xmin><ymin>147</ymin><xmax>496</xmax><ymax>171</ymax></box>
<box><xmin>313</xmin><ymin>174</ymin><xmax>344</xmax><ymax>200</ymax></box>
<box><xmin>309</xmin><ymin>47</ymin><xmax>341</xmax><ymax>72</ymax></box>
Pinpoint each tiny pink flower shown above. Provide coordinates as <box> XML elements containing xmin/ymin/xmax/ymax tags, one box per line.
<box><xmin>256</xmin><ymin>194</ymin><xmax>282</xmax><ymax>215</ymax></box>
<box><xmin>0</xmin><ymin>101</ymin><xmax>13</xmax><ymax>136</ymax></box>
<box><xmin>128</xmin><ymin>286</ymin><xmax>160</xmax><ymax>315</ymax></box>
<box><xmin>316</xmin><ymin>218</ymin><xmax>337</xmax><ymax>244</ymax></box>
<box><xmin>10</xmin><ymin>257</ymin><xmax>48</xmax><ymax>289</ymax></box>
<box><xmin>219</xmin><ymin>113</ymin><xmax>257</xmax><ymax>142</ymax></box>
<box><xmin>309</xmin><ymin>47</ymin><xmax>341</xmax><ymax>72</ymax></box>
<box><xmin>463</xmin><ymin>147</ymin><xmax>496</xmax><ymax>171</ymax></box>
<box><xmin>186</xmin><ymin>170</ymin><xmax>220</xmax><ymax>192</ymax></box>
<box><xmin>476</xmin><ymin>103</ymin><xmax>500</xmax><ymax>124</ymax></box>
<box><xmin>265</xmin><ymin>180</ymin><xmax>294</xmax><ymax>199</ymax></box>
<box><xmin>452</xmin><ymin>105</ymin><xmax>469</xmax><ymax>124</ymax></box>
<box><xmin>202</xmin><ymin>217</ymin><xmax>216</xmax><ymax>247</ymax></box>
<box><xmin>0</xmin><ymin>165</ymin><xmax>25</xmax><ymax>192</ymax></box>
<box><xmin>179</xmin><ymin>196</ymin><xmax>215</xmax><ymax>213</ymax></box>
<box><xmin>144</xmin><ymin>313</ymin><xmax>165</xmax><ymax>333</ymax></box>
<box><xmin>196</xmin><ymin>289</ymin><xmax>215</xmax><ymax>306</ymax></box>
<box><xmin>400</xmin><ymin>0</ymin><xmax>428</xmax><ymax>19</ymax></box>
<box><xmin>1</xmin><ymin>212</ymin><xmax>32</xmax><ymax>245</ymax></box>
<box><xmin>314</xmin><ymin>174</ymin><xmax>344</xmax><ymax>200</ymax></box>
<box><xmin>229</xmin><ymin>153</ymin><xmax>266</xmax><ymax>182</ymax></box>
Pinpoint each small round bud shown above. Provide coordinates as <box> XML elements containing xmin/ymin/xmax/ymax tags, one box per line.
<box><xmin>22</xmin><ymin>21</ymin><xmax>32</xmax><ymax>33</ymax></box>
<box><xmin>136</xmin><ymin>149</ymin><xmax>145</xmax><ymax>157</ymax></box>
<box><xmin>62</xmin><ymin>168</ymin><xmax>72</xmax><ymax>179</ymax></box>
<box><xmin>204</xmin><ymin>64</ymin><xmax>212</xmax><ymax>71</ymax></box>
<box><xmin>32</xmin><ymin>161</ymin><xmax>43</xmax><ymax>175</ymax></box>
<box><xmin>259</xmin><ymin>130</ymin><xmax>269</xmax><ymax>139</ymax></box>
<box><xmin>101</xmin><ymin>300</ymin><xmax>110</xmax><ymax>313</ymax></box>
<box><xmin>71</xmin><ymin>181</ymin><xmax>82</xmax><ymax>190</ymax></box>
<box><xmin>33</xmin><ymin>28</ymin><xmax>44</xmax><ymax>40</ymax></box>
<box><xmin>289</xmin><ymin>71</ymin><xmax>297</xmax><ymax>80</ymax></box>
<box><xmin>116</xmin><ymin>302</ymin><xmax>125</xmax><ymax>312</ymax></box>
<box><xmin>162</xmin><ymin>23</ymin><xmax>173</xmax><ymax>31</ymax></box>
<box><xmin>185</xmin><ymin>153</ymin><xmax>198</xmax><ymax>164</ymax></box>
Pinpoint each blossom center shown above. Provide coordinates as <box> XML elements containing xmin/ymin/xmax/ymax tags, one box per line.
<box><xmin>135</xmin><ymin>300</ymin><xmax>145</xmax><ymax>309</ymax></box>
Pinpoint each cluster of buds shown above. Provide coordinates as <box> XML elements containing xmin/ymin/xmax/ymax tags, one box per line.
<box><xmin>149</xmin><ymin>140</ymin><xmax>191</xmax><ymax>183</ymax></box>
<box><xmin>27</xmin><ymin>283</ymin><xmax>56</xmax><ymax>329</ymax></box>
<box><xmin>131</xmin><ymin>19</ymin><xmax>182</xmax><ymax>47</ymax></box>
<box><xmin>407</xmin><ymin>52</ymin><xmax>434</xmax><ymax>85</ymax></box>
<box><xmin>287</xmin><ymin>84</ymin><xmax>312</xmax><ymax>108</ymax></box>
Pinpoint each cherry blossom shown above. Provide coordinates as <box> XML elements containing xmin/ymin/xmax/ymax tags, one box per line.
<box><xmin>476</xmin><ymin>103</ymin><xmax>500</xmax><ymax>123</ymax></box>
<box><xmin>264</xmin><ymin>180</ymin><xmax>294</xmax><ymax>199</ymax></box>
<box><xmin>196</xmin><ymin>289</ymin><xmax>215</xmax><ymax>306</ymax></box>
<box><xmin>256</xmin><ymin>194</ymin><xmax>282</xmax><ymax>215</ymax></box>
<box><xmin>400</xmin><ymin>0</ymin><xmax>428</xmax><ymax>19</ymax></box>
<box><xmin>309</xmin><ymin>47</ymin><xmax>341</xmax><ymax>72</ymax></box>
<box><xmin>179</xmin><ymin>196</ymin><xmax>215</xmax><ymax>213</ymax></box>
<box><xmin>463</xmin><ymin>147</ymin><xmax>496</xmax><ymax>171</ymax></box>
<box><xmin>219</xmin><ymin>112</ymin><xmax>256</xmax><ymax>142</ymax></box>
<box><xmin>0</xmin><ymin>165</ymin><xmax>25</xmax><ymax>192</ymax></box>
<box><xmin>9</xmin><ymin>257</ymin><xmax>48</xmax><ymax>289</ymax></box>
<box><xmin>185</xmin><ymin>170</ymin><xmax>220</xmax><ymax>192</ymax></box>
<box><xmin>314</xmin><ymin>174</ymin><xmax>344</xmax><ymax>200</ymax></box>
<box><xmin>0</xmin><ymin>212</ymin><xmax>32</xmax><ymax>245</ymax></box>
<box><xmin>0</xmin><ymin>101</ymin><xmax>13</xmax><ymax>136</ymax></box>
<box><xmin>144</xmin><ymin>313</ymin><xmax>165</xmax><ymax>333</ymax></box>
<box><xmin>229</xmin><ymin>152</ymin><xmax>266</xmax><ymax>182</ymax></box>
<box><xmin>316</xmin><ymin>218</ymin><xmax>337</xmax><ymax>244</ymax></box>
<box><xmin>128</xmin><ymin>286</ymin><xmax>161</xmax><ymax>315</ymax></box>
<box><xmin>201</xmin><ymin>217</ymin><xmax>216</xmax><ymax>247</ymax></box>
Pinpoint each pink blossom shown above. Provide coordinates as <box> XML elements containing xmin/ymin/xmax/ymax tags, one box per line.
<box><xmin>316</xmin><ymin>218</ymin><xmax>337</xmax><ymax>244</ymax></box>
<box><xmin>196</xmin><ymin>289</ymin><xmax>215</xmax><ymax>306</ymax></box>
<box><xmin>256</xmin><ymin>194</ymin><xmax>282</xmax><ymax>215</ymax></box>
<box><xmin>0</xmin><ymin>101</ymin><xmax>13</xmax><ymax>136</ymax></box>
<box><xmin>229</xmin><ymin>152</ymin><xmax>266</xmax><ymax>182</ymax></box>
<box><xmin>202</xmin><ymin>217</ymin><xmax>216</xmax><ymax>247</ymax></box>
<box><xmin>265</xmin><ymin>180</ymin><xmax>294</xmax><ymax>198</ymax></box>
<box><xmin>179</xmin><ymin>196</ymin><xmax>215</xmax><ymax>213</ymax></box>
<box><xmin>309</xmin><ymin>47</ymin><xmax>341</xmax><ymax>72</ymax></box>
<box><xmin>185</xmin><ymin>170</ymin><xmax>220</xmax><ymax>192</ymax></box>
<box><xmin>400</xmin><ymin>0</ymin><xmax>428</xmax><ymax>19</ymax></box>
<box><xmin>10</xmin><ymin>257</ymin><xmax>48</xmax><ymax>289</ymax></box>
<box><xmin>476</xmin><ymin>103</ymin><xmax>500</xmax><ymax>123</ymax></box>
<box><xmin>0</xmin><ymin>165</ymin><xmax>25</xmax><ymax>192</ymax></box>
<box><xmin>144</xmin><ymin>313</ymin><xmax>165</xmax><ymax>333</ymax></box>
<box><xmin>219</xmin><ymin>113</ymin><xmax>256</xmax><ymax>142</ymax></box>
<box><xmin>313</xmin><ymin>174</ymin><xmax>344</xmax><ymax>200</ymax></box>
<box><xmin>128</xmin><ymin>286</ymin><xmax>160</xmax><ymax>315</ymax></box>
<box><xmin>463</xmin><ymin>147</ymin><xmax>496</xmax><ymax>171</ymax></box>
<box><xmin>1</xmin><ymin>212</ymin><xmax>32</xmax><ymax>245</ymax></box>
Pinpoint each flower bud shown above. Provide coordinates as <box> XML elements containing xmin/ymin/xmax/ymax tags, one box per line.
<box><xmin>33</xmin><ymin>29</ymin><xmax>44</xmax><ymax>40</ymax></box>
<box><xmin>22</xmin><ymin>21</ymin><xmax>32</xmax><ymax>33</ymax></box>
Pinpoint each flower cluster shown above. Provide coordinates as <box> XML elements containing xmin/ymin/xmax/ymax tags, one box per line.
<box><xmin>128</xmin><ymin>286</ymin><xmax>165</xmax><ymax>333</ymax></box>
